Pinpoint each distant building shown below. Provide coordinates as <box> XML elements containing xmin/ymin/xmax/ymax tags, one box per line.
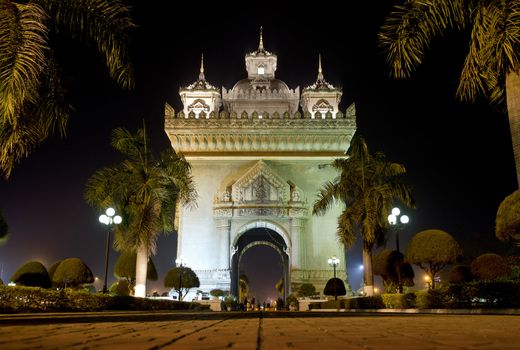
<box><xmin>165</xmin><ymin>28</ymin><xmax>356</xmax><ymax>300</ymax></box>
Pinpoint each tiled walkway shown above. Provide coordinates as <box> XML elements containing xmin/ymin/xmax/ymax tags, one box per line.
<box><xmin>0</xmin><ymin>311</ymin><xmax>519</xmax><ymax>349</ymax></box>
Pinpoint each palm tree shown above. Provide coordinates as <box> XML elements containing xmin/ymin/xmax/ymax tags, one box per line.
<box><xmin>0</xmin><ymin>0</ymin><xmax>134</xmax><ymax>178</ymax></box>
<box><xmin>84</xmin><ymin>127</ymin><xmax>197</xmax><ymax>297</ymax></box>
<box><xmin>379</xmin><ymin>0</ymin><xmax>520</xmax><ymax>186</ymax></box>
<box><xmin>313</xmin><ymin>136</ymin><xmax>414</xmax><ymax>296</ymax></box>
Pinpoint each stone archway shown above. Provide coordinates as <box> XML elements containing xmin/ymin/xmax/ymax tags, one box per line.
<box><xmin>231</xmin><ymin>227</ymin><xmax>289</xmax><ymax>302</ymax></box>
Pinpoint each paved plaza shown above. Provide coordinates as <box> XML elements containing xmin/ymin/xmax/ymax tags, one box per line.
<box><xmin>0</xmin><ymin>311</ymin><xmax>519</xmax><ymax>349</ymax></box>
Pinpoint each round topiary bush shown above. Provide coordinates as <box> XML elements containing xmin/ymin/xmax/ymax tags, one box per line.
<box><xmin>52</xmin><ymin>257</ymin><xmax>94</xmax><ymax>288</ymax></box>
<box><xmin>297</xmin><ymin>283</ymin><xmax>317</xmax><ymax>297</ymax></box>
<box><xmin>10</xmin><ymin>261</ymin><xmax>51</xmax><ymax>288</ymax></box>
<box><xmin>110</xmin><ymin>279</ymin><xmax>132</xmax><ymax>296</ymax></box>
<box><xmin>470</xmin><ymin>253</ymin><xmax>511</xmax><ymax>280</ymax></box>
<box><xmin>496</xmin><ymin>190</ymin><xmax>520</xmax><ymax>244</ymax></box>
<box><xmin>323</xmin><ymin>278</ymin><xmax>346</xmax><ymax>297</ymax></box>
<box><xmin>210</xmin><ymin>289</ymin><xmax>225</xmax><ymax>298</ymax></box>
<box><xmin>448</xmin><ymin>265</ymin><xmax>473</xmax><ymax>284</ymax></box>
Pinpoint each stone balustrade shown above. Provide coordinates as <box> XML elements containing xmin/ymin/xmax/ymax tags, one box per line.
<box><xmin>165</xmin><ymin>102</ymin><xmax>356</xmax><ymax>121</ymax></box>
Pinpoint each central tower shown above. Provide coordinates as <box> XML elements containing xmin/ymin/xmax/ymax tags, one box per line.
<box><xmin>165</xmin><ymin>30</ymin><xmax>356</xmax><ymax>300</ymax></box>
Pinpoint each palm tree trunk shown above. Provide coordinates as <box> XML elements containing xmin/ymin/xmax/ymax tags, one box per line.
<box><xmin>506</xmin><ymin>71</ymin><xmax>520</xmax><ymax>188</ymax></box>
<box><xmin>134</xmin><ymin>245</ymin><xmax>148</xmax><ymax>297</ymax></box>
<box><xmin>362</xmin><ymin>247</ymin><xmax>374</xmax><ymax>296</ymax></box>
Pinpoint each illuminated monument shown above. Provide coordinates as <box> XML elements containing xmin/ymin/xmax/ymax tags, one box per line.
<box><xmin>165</xmin><ymin>29</ymin><xmax>356</xmax><ymax>299</ymax></box>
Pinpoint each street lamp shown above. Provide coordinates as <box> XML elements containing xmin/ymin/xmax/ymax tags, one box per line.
<box><xmin>99</xmin><ymin>207</ymin><xmax>122</xmax><ymax>294</ymax></box>
<box><xmin>327</xmin><ymin>256</ymin><xmax>340</xmax><ymax>300</ymax></box>
<box><xmin>387</xmin><ymin>207</ymin><xmax>409</xmax><ymax>293</ymax></box>
<box><xmin>175</xmin><ymin>256</ymin><xmax>184</xmax><ymax>301</ymax></box>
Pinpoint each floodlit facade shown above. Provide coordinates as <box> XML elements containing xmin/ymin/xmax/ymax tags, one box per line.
<box><xmin>164</xmin><ymin>29</ymin><xmax>357</xmax><ymax>300</ymax></box>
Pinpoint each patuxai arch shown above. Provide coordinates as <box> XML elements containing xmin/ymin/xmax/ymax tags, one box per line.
<box><xmin>164</xmin><ymin>30</ymin><xmax>357</xmax><ymax>300</ymax></box>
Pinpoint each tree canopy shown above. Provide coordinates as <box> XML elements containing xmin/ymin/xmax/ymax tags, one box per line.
<box><xmin>0</xmin><ymin>0</ymin><xmax>135</xmax><ymax>178</ymax></box>
<box><xmin>470</xmin><ymin>253</ymin><xmax>511</xmax><ymax>280</ymax></box>
<box><xmin>496</xmin><ymin>189</ymin><xmax>520</xmax><ymax>245</ymax></box>
<box><xmin>84</xmin><ymin>127</ymin><xmax>196</xmax><ymax>297</ymax></box>
<box><xmin>164</xmin><ymin>266</ymin><xmax>199</xmax><ymax>301</ymax></box>
<box><xmin>313</xmin><ymin>135</ymin><xmax>414</xmax><ymax>295</ymax></box>
<box><xmin>405</xmin><ymin>229</ymin><xmax>462</xmax><ymax>288</ymax></box>
<box><xmin>379</xmin><ymin>0</ymin><xmax>520</xmax><ymax>185</ymax></box>
<box><xmin>114</xmin><ymin>251</ymin><xmax>158</xmax><ymax>283</ymax></box>
<box><xmin>373</xmin><ymin>249</ymin><xmax>414</xmax><ymax>292</ymax></box>
<box><xmin>10</xmin><ymin>260</ymin><xmax>50</xmax><ymax>288</ymax></box>
<box><xmin>52</xmin><ymin>257</ymin><xmax>94</xmax><ymax>288</ymax></box>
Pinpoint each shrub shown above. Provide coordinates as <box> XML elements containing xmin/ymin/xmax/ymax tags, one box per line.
<box><xmin>343</xmin><ymin>296</ymin><xmax>384</xmax><ymax>309</ymax></box>
<box><xmin>47</xmin><ymin>260</ymin><xmax>61</xmax><ymax>281</ymax></box>
<box><xmin>286</xmin><ymin>293</ymin><xmax>299</xmax><ymax>310</ymax></box>
<box><xmin>110</xmin><ymin>279</ymin><xmax>132</xmax><ymax>296</ymax></box>
<box><xmin>471</xmin><ymin>280</ymin><xmax>520</xmax><ymax>308</ymax></box>
<box><xmin>0</xmin><ymin>285</ymin><xmax>210</xmax><ymax>313</ymax></box>
<box><xmin>470</xmin><ymin>253</ymin><xmax>511</xmax><ymax>280</ymax></box>
<box><xmin>297</xmin><ymin>283</ymin><xmax>317</xmax><ymax>297</ymax></box>
<box><xmin>210</xmin><ymin>289</ymin><xmax>225</xmax><ymax>298</ymax></box>
<box><xmin>323</xmin><ymin>278</ymin><xmax>346</xmax><ymax>297</ymax></box>
<box><xmin>10</xmin><ymin>261</ymin><xmax>51</xmax><ymax>288</ymax></box>
<box><xmin>0</xmin><ymin>278</ymin><xmax>3</xmax><ymax>285</ymax></box>
<box><xmin>52</xmin><ymin>258</ymin><xmax>94</xmax><ymax>288</ymax></box>
<box><xmin>381</xmin><ymin>293</ymin><xmax>416</xmax><ymax>308</ymax></box>
<box><xmin>414</xmin><ymin>289</ymin><xmax>445</xmax><ymax>309</ymax></box>
<box><xmin>496</xmin><ymin>189</ymin><xmax>520</xmax><ymax>244</ymax></box>
<box><xmin>449</xmin><ymin>265</ymin><xmax>473</xmax><ymax>284</ymax></box>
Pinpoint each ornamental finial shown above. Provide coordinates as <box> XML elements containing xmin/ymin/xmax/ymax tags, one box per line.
<box><xmin>317</xmin><ymin>54</ymin><xmax>324</xmax><ymax>82</ymax></box>
<box><xmin>259</xmin><ymin>26</ymin><xmax>264</xmax><ymax>51</ymax></box>
<box><xmin>199</xmin><ymin>53</ymin><xmax>205</xmax><ymax>81</ymax></box>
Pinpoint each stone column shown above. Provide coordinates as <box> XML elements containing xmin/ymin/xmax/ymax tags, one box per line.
<box><xmin>216</xmin><ymin>218</ymin><xmax>231</xmax><ymax>269</ymax></box>
<box><xmin>290</xmin><ymin>218</ymin><xmax>304</xmax><ymax>269</ymax></box>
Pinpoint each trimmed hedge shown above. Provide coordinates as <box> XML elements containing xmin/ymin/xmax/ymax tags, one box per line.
<box><xmin>445</xmin><ymin>281</ymin><xmax>520</xmax><ymax>308</ymax></box>
<box><xmin>344</xmin><ymin>296</ymin><xmax>384</xmax><ymax>309</ymax></box>
<box><xmin>0</xmin><ymin>286</ymin><xmax>210</xmax><ymax>313</ymax></box>
<box><xmin>381</xmin><ymin>293</ymin><xmax>416</xmax><ymax>308</ymax></box>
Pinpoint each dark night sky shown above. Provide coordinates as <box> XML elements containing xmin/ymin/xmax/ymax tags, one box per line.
<box><xmin>0</xmin><ymin>3</ymin><xmax>517</xmax><ymax>298</ymax></box>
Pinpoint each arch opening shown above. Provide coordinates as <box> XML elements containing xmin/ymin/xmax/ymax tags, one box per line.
<box><xmin>231</xmin><ymin>227</ymin><xmax>289</xmax><ymax>304</ymax></box>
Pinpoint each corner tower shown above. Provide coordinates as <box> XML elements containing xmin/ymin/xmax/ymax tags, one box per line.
<box><xmin>179</xmin><ymin>54</ymin><xmax>222</xmax><ymax>118</ymax></box>
<box><xmin>301</xmin><ymin>55</ymin><xmax>342</xmax><ymax>119</ymax></box>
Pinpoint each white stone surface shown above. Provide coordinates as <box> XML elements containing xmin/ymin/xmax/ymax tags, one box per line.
<box><xmin>166</xmin><ymin>34</ymin><xmax>356</xmax><ymax>299</ymax></box>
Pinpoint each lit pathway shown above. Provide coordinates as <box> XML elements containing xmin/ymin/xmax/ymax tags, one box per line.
<box><xmin>0</xmin><ymin>311</ymin><xmax>519</xmax><ymax>349</ymax></box>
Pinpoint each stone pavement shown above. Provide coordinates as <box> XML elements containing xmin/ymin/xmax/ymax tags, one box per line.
<box><xmin>0</xmin><ymin>311</ymin><xmax>519</xmax><ymax>349</ymax></box>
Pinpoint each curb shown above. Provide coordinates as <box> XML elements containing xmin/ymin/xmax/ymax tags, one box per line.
<box><xmin>313</xmin><ymin>308</ymin><xmax>520</xmax><ymax>315</ymax></box>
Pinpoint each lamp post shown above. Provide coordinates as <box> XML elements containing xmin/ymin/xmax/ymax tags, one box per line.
<box><xmin>327</xmin><ymin>256</ymin><xmax>340</xmax><ymax>300</ymax></box>
<box><xmin>99</xmin><ymin>207</ymin><xmax>122</xmax><ymax>294</ymax></box>
<box><xmin>387</xmin><ymin>207</ymin><xmax>409</xmax><ymax>293</ymax></box>
<box><xmin>175</xmin><ymin>256</ymin><xmax>184</xmax><ymax>301</ymax></box>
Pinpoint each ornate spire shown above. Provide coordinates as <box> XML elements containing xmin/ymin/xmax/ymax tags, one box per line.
<box><xmin>317</xmin><ymin>54</ymin><xmax>324</xmax><ymax>82</ymax></box>
<box><xmin>303</xmin><ymin>54</ymin><xmax>337</xmax><ymax>91</ymax></box>
<box><xmin>199</xmin><ymin>53</ymin><xmax>205</xmax><ymax>81</ymax></box>
<box><xmin>258</xmin><ymin>26</ymin><xmax>264</xmax><ymax>52</ymax></box>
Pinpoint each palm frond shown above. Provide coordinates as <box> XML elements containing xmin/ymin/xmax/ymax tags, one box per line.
<box><xmin>111</xmin><ymin>127</ymin><xmax>146</xmax><ymax>162</ymax></box>
<box><xmin>38</xmin><ymin>0</ymin><xmax>135</xmax><ymax>89</ymax></box>
<box><xmin>0</xmin><ymin>1</ymin><xmax>48</xmax><ymax>125</ymax></box>
<box><xmin>313</xmin><ymin>180</ymin><xmax>340</xmax><ymax>216</ymax></box>
<box><xmin>458</xmin><ymin>0</ymin><xmax>520</xmax><ymax>105</ymax></box>
<box><xmin>379</xmin><ymin>0</ymin><xmax>467</xmax><ymax>78</ymax></box>
<box><xmin>0</xmin><ymin>112</ymin><xmax>41</xmax><ymax>178</ymax></box>
<box><xmin>35</xmin><ymin>52</ymin><xmax>71</xmax><ymax>138</ymax></box>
